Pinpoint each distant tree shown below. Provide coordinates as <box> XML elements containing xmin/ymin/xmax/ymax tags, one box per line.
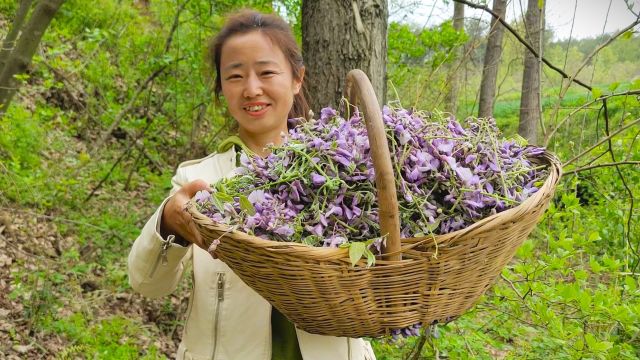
<box><xmin>302</xmin><ymin>0</ymin><xmax>388</xmax><ymax>113</ymax></box>
<box><xmin>0</xmin><ymin>0</ymin><xmax>65</xmax><ymax>117</ymax></box>
<box><xmin>478</xmin><ymin>0</ymin><xmax>507</xmax><ymax>118</ymax></box>
<box><xmin>518</xmin><ymin>0</ymin><xmax>544</xmax><ymax>144</ymax></box>
<box><xmin>445</xmin><ymin>1</ymin><xmax>465</xmax><ymax>114</ymax></box>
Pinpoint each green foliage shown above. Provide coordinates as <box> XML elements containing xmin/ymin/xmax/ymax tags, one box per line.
<box><xmin>43</xmin><ymin>313</ymin><xmax>162</xmax><ymax>359</ymax></box>
<box><xmin>1</xmin><ymin>0</ymin><xmax>639</xmax><ymax>358</ymax></box>
<box><xmin>387</xmin><ymin>20</ymin><xmax>467</xmax><ymax>110</ymax></box>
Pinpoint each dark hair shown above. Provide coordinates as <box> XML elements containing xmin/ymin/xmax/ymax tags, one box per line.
<box><xmin>209</xmin><ymin>10</ymin><xmax>309</xmax><ymax>120</ymax></box>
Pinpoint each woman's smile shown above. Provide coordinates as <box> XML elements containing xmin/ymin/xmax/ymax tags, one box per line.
<box><xmin>243</xmin><ymin>102</ymin><xmax>271</xmax><ymax>117</ymax></box>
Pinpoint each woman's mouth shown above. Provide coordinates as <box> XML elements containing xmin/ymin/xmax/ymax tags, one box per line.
<box><xmin>243</xmin><ymin>104</ymin><xmax>270</xmax><ymax>117</ymax></box>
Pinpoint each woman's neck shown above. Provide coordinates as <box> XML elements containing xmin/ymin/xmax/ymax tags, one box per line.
<box><xmin>238</xmin><ymin>127</ymin><xmax>287</xmax><ymax>157</ymax></box>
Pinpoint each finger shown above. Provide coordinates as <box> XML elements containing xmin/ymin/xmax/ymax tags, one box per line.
<box><xmin>181</xmin><ymin>179</ymin><xmax>212</xmax><ymax>198</ymax></box>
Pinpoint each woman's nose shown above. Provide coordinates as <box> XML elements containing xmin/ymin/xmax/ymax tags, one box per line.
<box><xmin>243</xmin><ymin>74</ymin><xmax>263</xmax><ymax>98</ymax></box>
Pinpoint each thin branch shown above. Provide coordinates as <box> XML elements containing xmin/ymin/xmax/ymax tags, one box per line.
<box><xmin>564</xmin><ymin>161</ymin><xmax>640</xmax><ymax>175</ymax></box>
<box><xmin>544</xmin><ymin>89</ymin><xmax>640</xmax><ymax>145</ymax></box>
<box><xmin>500</xmin><ymin>273</ymin><xmax>525</xmax><ymax>299</ymax></box>
<box><xmin>563</xmin><ymin>117</ymin><xmax>640</xmax><ymax>166</ymax></box>
<box><xmin>452</xmin><ymin>0</ymin><xmax>592</xmax><ymax>91</ymax></box>
<box><xmin>164</xmin><ymin>0</ymin><xmax>191</xmax><ymax>53</ymax></box>
<box><xmin>603</xmin><ymin>99</ymin><xmax>637</xmax><ymax>265</ymax></box>
<box><xmin>92</xmin><ymin>62</ymin><xmax>172</xmax><ymax>152</ymax></box>
<box><xmin>85</xmin><ymin>120</ymin><xmax>155</xmax><ymax>203</ymax></box>
<box><xmin>566</xmin><ymin>17</ymin><xmax>640</xmax><ymax>93</ymax></box>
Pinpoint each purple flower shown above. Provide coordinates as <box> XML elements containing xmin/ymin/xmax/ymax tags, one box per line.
<box><xmin>195</xmin><ymin>190</ymin><xmax>211</xmax><ymax>203</ymax></box>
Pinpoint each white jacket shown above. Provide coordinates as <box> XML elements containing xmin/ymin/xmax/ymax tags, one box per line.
<box><xmin>128</xmin><ymin>146</ymin><xmax>376</xmax><ymax>360</ymax></box>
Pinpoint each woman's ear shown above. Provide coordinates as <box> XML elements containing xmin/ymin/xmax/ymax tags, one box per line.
<box><xmin>294</xmin><ymin>67</ymin><xmax>305</xmax><ymax>94</ymax></box>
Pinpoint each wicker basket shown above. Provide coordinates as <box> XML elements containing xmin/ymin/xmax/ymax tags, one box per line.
<box><xmin>187</xmin><ymin>69</ymin><xmax>562</xmax><ymax>338</ymax></box>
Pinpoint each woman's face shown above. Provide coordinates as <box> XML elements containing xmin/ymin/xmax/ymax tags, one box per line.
<box><xmin>220</xmin><ymin>31</ymin><xmax>302</xmax><ymax>143</ymax></box>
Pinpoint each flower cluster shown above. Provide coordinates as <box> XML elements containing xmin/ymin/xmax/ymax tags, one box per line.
<box><xmin>195</xmin><ymin>105</ymin><xmax>547</xmax><ymax>249</ymax></box>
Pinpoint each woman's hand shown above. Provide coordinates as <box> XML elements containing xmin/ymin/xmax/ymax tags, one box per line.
<box><xmin>160</xmin><ymin>179</ymin><xmax>212</xmax><ymax>251</ymax></box>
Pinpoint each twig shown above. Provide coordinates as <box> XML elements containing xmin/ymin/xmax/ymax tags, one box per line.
<box><xmin>452</xmin><ymin>0</ymin><xmax>592</xmax><ymax>90</ymax></box>
<box><xmin>164</xmin><ymin>0</ymin><xmax>191</xmax><ymax>53</ymax></box>
<box><xmin>561</xmin><ymin>16</ymin><xmax>640</xmax><ymax>97</ymax></box>
<box><xmin>602</xmin><ymin>99</ymin><xmax>637</xmax><ymax>266</ymax></box>
<box><xmin>124</xmin><ymin>147</ymin><xmax>145</xmax><ymax>191</ymax></box>
<box><xmin>562</xmin><ymin>117</ymin><xmax>640</xmax><ymax>166</ymax></box>
<box><xmin>500</xmin><ymin>273</ymin><xmax>525</xmax><ymax>299</ymax></box>
<box><xmin>564</xmin><ymin>161</ymin><xmax>640</xmax><ymax>175</ymax></box>
<box><xmin>544</xmin><ymin>89</ymin><xmax>640</xmax><ymax>145</ymax></box>
<box><xmin>405</xmin><ymin>334</ymin><xmax>427</xmax><ymax>360</ymax></box>
<box><xmin>85</xmin><ymin>120</ymin><xmax>154</xmax><ymax>203</ymax></box>
<box><xmin>92</xmin><ymin>63</ymin><xmax>171</xmax><ymax>152</ymax></box>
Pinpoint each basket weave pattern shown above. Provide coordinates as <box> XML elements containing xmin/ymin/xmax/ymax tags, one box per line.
<box><xmin>188</xmin><ymin>70</ymin><xmax>562</xmax><ymax>338</ymax></box>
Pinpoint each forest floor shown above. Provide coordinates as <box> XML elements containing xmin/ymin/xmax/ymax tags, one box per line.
<box><xmin>0</xmin><ymin>204</ymin><xmax>187</xmax><ymax>358</ymax></box>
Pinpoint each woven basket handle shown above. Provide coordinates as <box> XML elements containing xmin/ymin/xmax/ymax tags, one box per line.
<box><xmin>344</xmin><ymin>69</ymin><xmax>402</xmax><ymax>261</ymax></box>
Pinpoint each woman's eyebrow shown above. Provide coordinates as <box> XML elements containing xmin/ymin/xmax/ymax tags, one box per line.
<box><xmin>255</xmin><ymin>60</ymin><xmax>279</xmax><ymax>67</ymax></box>
<box><xmin>223</xmin><ymin>62</ymin><xmax>243</xmax><ymax>72</ymax></box>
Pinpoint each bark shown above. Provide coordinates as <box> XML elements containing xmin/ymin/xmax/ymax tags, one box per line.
<box><xmin>302</xmin><ymin>0</ymin><xmax>387</xmax><ymax>113</ymax></box>
<box><xmin>478</xmin><ymin>0</ymin><xmax>507</xmax><ymax>118</ymax></box>
<box><xmin>0</xmin><ymin>0</ymin><xmax>65</xmax><ymax>116</ymax></box>
<box><xmin>0</xmin><ymin>0</ymin><xmax>33</xmax><ymax>74</ymax></box>
<box><xmin>518</xmin><ymin>0</ymin><xmax>544</xmax><ymax>144</ymax></box>
<box><xmin>445</xmin><ymin>1</ymin><xmax>464</xmax><ymax>115</ymax></box>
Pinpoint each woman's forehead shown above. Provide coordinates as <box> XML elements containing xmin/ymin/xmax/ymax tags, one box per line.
<box><xmin>220</xmin><ymin>32</ymin><xmax>286</xmax><ymax>67</ymax></box>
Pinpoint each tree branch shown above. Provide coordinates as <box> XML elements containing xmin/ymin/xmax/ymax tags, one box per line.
<box><xmin>563</xmin><ymin>117</ymin><xmax>640</xmax><ymax>167</ymax></box>
<box><xmin>603</xmin><ymin>99</ymin><xmax>637</xmax><ymax>266</ymax></box>
<box><xmin>92</xmin><ymin>62</ymin><xmax>171</xmax><ymax>152</ymax></box>
<box><xmin>565</xmin><ymin>17</ymin><xmax>640</xmax><ymax>93</ymax></box>
<box><xmin>452</xmin><ymin>0</ymin><xmax>592</xmax><ymax>91</ymax></box>
<box><xmin>564</xmin><ymin>161</ymin><xmax>640</xmax><ymax>175</ymax></box>
<box><xmin>544</xmin><ymin>89</ymin><xmax>640</xmax><ymax>145</ymax></box>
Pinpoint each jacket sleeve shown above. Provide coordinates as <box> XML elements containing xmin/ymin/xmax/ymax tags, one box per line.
<box><xmin>127</xmin><ymin>167</ymin><xmax>193</xmax><ymax>299</ymax></box>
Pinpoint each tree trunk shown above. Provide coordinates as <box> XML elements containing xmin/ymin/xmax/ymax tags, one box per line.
<box><xmin>0</xmin><ymin>0</ymin><xmax>33</xmax><ymax>74</ymax></box>
<box><xmin>478</xmin><ymin>0</ymin><xmax>507</xmax><ymax>118</ymax></box>
<box><xmin>0</xmin><ymin>0</ymin><xmax>65</xmax><ymax>117</ymax></box>
<box><xmin>445</xmin><ymin>1</ymin><xmax>464</xmax><ymax>115</ymax></box>
<box><xmin>518</xmin><ymin>0</ymin><xmax>544</xmax><ymax>144</ymax></box>
<box><xmin>302</xmin><ymin>0</ymin><xmax>387</xmax><ymax>113</ymax></box>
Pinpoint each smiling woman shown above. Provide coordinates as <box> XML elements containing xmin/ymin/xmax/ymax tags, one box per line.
<box><xmin>127</xmin><ymin>9</ymin><xmax>376</xmax><ymax>360</ymax></box>
<box><xmin>217</xmin><ymin>31</ymin><xmax>303</xmax><ymax>156</ymax></box>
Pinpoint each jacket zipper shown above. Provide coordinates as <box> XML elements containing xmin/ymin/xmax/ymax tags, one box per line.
<box><xmin>148</xmin><ymin>234</ymin><xmax>175</xmax><ymax>278</ymax></box>
<box><xmin>211</xmin><ymin>272</ymin><xmax>225</xmax><ymax>359</ymax></box>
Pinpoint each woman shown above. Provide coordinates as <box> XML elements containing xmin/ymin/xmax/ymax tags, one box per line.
<box><xmin>128</xmin><ymin>9</ymin><xmax>376</xmax><ymax>360</ymax></box>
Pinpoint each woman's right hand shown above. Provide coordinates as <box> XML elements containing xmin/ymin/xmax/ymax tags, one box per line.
<box><xmin>160</xmin><ymin>179</ymin><xmax>212</xmax><ymax>251</ymax></box>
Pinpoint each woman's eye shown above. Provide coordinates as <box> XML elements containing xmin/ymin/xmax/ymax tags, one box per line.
<box><xmin>261</xmin><ymin>71</ymin><xmax>278</xmax><ymax>77</ymax></box>
<box><xmin>226</xmin><ymin>74</ymin><xmax>242</xmax><ymax>80</ymax></box>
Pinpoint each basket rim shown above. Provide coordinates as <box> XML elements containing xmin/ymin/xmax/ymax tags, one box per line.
<box><xmin>188</xmin><ymin>150</ymin><xmax>562</xmax><ymax>260</ymax></box>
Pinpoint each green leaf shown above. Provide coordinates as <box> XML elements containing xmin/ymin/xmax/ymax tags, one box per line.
<box><xmin>584</xmin><ymin>333</ymin><xmax>612</xmax><ymax>352</ymax></box>
<box><xmin>349</xmin><ymin>242</ymin><xmax>366</xmax><ymax>267</ymax></box>
<box><xmin>632</xmin><ymin>78</ymin><xmax>640</xmax><ymax>90</ymax></box>
<box><xmin>625</xmin><ymin>276</ymin><xmax>637</xmax><ymax>292</ymax></box>
<box><xmin>589</xmin><ymin>256</ymin><xmax>602</xmax><ymax>274</ymax></box>
<box><xmin>364</xmin><ymin>248</ymin><xmax>376</xmax><ymax>267</ymax></box>
<box><xmin>608</xmin><ymin>82</ymin><xmax>620</xmax><ymax>92</ymax></box>
<box><xmin>513</xmin><ymin>133</ymin><xmax>529</xmax><ymax>146</ymax></box>
<box><xmin>591</xmin><ymin>87</ymin><xmax>602</xmax><ymax>99</ymax></box>
<box><xmin>215</xmin><ymin>192</ymin><xmax>234</xmax><ymax>203</ymax></box>
<box><xmin>538</xmin><ymin>0</ymin><xmax>544</xmax><ymax>10</ymax></box>
<box><xmin>239</xmin><ymin>195</ymin><xmax>256</xmax><ymax>216</ymax></box>
<box><xmin>622</xmin><ymin>30</ymin><xmax>634</xmax><ymax>40</ymax></box>
<box><xmin>211</xmin><ymin>195</ymin><xmax>225</xmax><ymax>212</ymax></box>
